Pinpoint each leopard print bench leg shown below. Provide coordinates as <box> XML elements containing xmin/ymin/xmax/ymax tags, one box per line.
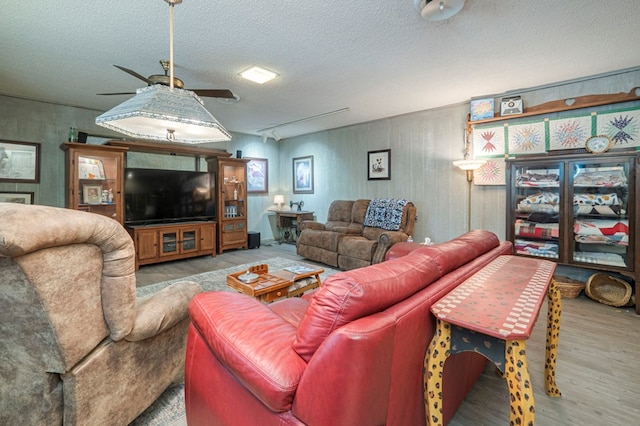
<box><xmin>545</xmin><ymin>278</ymin><xmax>562</xmax><ymax>397</ymax></box>
<box><xmin>424</xmin><ymin>319</ymin><xmax>452</xmax><ymax>426</ymax></box>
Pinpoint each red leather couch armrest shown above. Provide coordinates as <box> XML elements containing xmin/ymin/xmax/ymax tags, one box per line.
<box><xmin>188</xmin><ymin>292</ymin><xmax>307</xmax><ymax>412</ymax></box>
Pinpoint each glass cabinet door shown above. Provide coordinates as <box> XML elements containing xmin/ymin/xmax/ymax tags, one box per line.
<box><xmin>570</xmin><ymin>159</ymin><xmax>631</xmax><ymax>269</ymax></box>
<box><xmin>160</xmin><ymin>231</ymin><xmax>178</xmax><ymax>256</ymax></box>
<box><xmin>512</xmin><ymin>163</ymin><xmax>562</xmax><ymax>259</ymax></box>
<box><xmin>222</xmin><ymin>163</ymin><xmax>246</xmax><ymax>219</ymax></box>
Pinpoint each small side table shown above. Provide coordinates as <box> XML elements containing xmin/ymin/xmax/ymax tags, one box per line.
<box><xmin>424</xmin><ymin>255</ymin><xmax>562</xmax><ymax>426</ymax></box>
<box><xmin>275</xmin><ymin>211</ymin><xmax>314</xmax><ymax>244</ymax></box>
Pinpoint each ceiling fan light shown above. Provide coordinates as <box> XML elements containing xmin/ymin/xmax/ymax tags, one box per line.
<box><xmin>239</xmin><ymin>66</ymin><xmax>278</xmax><ymax>84</ymax></box>
<box><xmin>414</xmin><ymin>0</ymin><xmax>465</xmax><ymax>21</ymax></box>
<box><xmin>96</xmin><ymin>84</ymin><xmax>231</xmax><ymax>144</ymax></box>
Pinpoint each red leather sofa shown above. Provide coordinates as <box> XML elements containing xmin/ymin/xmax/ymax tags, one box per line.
<box><xmin>185</xmin><ymin>230</ymin><xmax>512</xmax><ymax>425</ymax></box>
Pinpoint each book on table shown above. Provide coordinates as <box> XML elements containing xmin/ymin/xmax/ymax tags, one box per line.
<box><xmin>283</xmin><ymin>265</ymin><xmax>316</xmax><ymax>274</ymax></box>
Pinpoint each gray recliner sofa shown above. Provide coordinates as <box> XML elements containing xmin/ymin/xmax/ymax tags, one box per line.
<box><xmin>297</xmin><ymin>198</ymin><xmax>416</xmax><ymax>270</ymax></box>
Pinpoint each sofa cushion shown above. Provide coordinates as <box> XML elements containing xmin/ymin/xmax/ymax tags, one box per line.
<box><xmin>337</xmin><ymin>235</ymin><xmax>377</xmax><ymax>261</ymax></box>
<box><xmin>189</xmin><ymin>292</ymin><xmax>307</xmax><ymax>412</ymax></box>
<box><xmin>406</xmin><ymin>230</ymin><xmax>500</xmax><ymax>275</ymax></box>
<box><xmin>293</xmin><ymin>253</ymin><xmax>442</xmax><ymax>362</ymax></box>
<box><xmin>325</xmin><ymin>200</ymin><xmax>354</xmax><ymax>224</ymax></box>
<box><xmin>297</xmin><ymin>228</ymin><xmax>343</xmax><ymax>252</ymax></box>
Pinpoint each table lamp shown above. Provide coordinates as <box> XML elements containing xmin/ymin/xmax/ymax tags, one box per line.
<box><xmin>273</xmin><ymin>194</ymin><xmax>285</xmax><ymax>210</ymax></box>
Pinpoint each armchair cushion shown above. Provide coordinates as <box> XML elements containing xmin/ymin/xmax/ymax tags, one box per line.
<box><xmin>127</xmin><ymin>281</ymin><xmax>202</xmax><ymax>342</ymax></box>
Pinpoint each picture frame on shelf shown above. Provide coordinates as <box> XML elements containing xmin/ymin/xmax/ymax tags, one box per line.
<box><xmin>246</xmin><ymin>157</ymin><xmax>268</xmax><ymax>193</ymax></box>
<box><xmin>500</xmin><ymin>96</ymin><xmax>524</xmax><ymax>116</ymax></box>
<box><xmin>367</xmin><ymin>149</ymin><xmax>391</xmax><ymax>180</ymax></box>
<box><xmin>293</xmin><ymin>156</ymin><xmax>314</xmax><ymax>194</ymax></box>
<box><xmin>0</xmin><ymin>191</ymin><xmax>34</xmax><ymax>204</ymax></box>
<box><xmin>0</xmin><ymin>140</ymin><xmax>41</xmax><ymax>183</ymax></box>
<box><xmin>83</xmin><ymin>185</ymin><xmax>103</xmax><ymax>205</ymax></box>
<box><xmin>470</xmin><ymin>98</ymin><xmax>495</xmax><ymax>121</ymax></box>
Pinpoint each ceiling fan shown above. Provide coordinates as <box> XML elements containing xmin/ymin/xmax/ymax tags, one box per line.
<box><xmin>98</xmin><ymin>59</ymin><xmax>237</xmax><ymax>99</ymax></box>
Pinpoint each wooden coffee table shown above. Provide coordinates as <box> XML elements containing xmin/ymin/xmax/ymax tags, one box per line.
<box><xmin>226</xmin><ymin>263</ymin><xmax>324</xmax><ymax>303</ymax></box>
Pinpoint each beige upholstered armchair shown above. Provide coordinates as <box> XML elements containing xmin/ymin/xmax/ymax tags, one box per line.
<box><xmin>0</xmin><ymin>203</ymin><xmax>202</xmax><ymax>425</ymax></box>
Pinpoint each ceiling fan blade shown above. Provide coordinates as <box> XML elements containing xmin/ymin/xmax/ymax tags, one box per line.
<box><xmin>114</xmin><ymin>65</ymin><xmax>154</xmax><ymax>85</ymax></box>
<box><xmin>97</xmin><ymin>92</ymin><xmax>136</xmax><ymax>96</ymax></box>
<box><xmin>192</xmin><ymin>89</ymin><xmax>236</xmax><ymax>99</ymax></box>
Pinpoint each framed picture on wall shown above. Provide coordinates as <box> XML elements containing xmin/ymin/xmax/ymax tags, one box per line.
<box><xmin>246</xmin><ymin>158</ymin><xmax>268</xmax><ymax>193</ymax></box>
<box><xmin>0</xmin><ymin>191</ymin><xmax>34</xmax><ymax>204</ymax></box>
<box><xmin>293</xmin><ymin>156</ymin><xmax>314</xmax><ymax>194</ymax></box>
<box><xmin>367</xmin><ymin>149</ymin><xmax>391</xmax><ymax>180</ymax></box>
<box><xmin>0</xmin><ymin>140</ymin><xmax>41</xmax><ymax>183</ymax></box>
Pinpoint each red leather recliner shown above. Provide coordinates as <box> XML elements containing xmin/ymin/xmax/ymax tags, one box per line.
<box><xmin>185</xmin><ymin>230</ymin><xmax>512</xmax><ymax>425</ymax></box>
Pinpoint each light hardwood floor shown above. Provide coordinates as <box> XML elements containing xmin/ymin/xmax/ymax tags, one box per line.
<box><xmin>136</xmin><ymin>244</ymin><xmax>640</xmax><ymax>424</ymax></box>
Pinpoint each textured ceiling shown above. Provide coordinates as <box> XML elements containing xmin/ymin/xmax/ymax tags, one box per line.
<box><xmin>2</xmin><ymin>0</ymin><xmax>639</xmax><ymax>140</ymax></box>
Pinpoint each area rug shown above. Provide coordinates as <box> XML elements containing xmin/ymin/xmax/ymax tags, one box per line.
<box><xmin>130</xmin><ymin>257</ymin><xmax>339</xmax><ymax>425</ymax></box>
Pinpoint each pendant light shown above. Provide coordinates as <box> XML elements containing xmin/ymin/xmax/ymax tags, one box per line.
<box><xmin>96</xmin><ymin>0</ymin><xmax>231</xmax><ymax>144</ymax></box>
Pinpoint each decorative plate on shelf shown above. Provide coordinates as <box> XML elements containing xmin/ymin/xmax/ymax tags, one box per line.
<box><xmin>585</xmin><ymin>135</ymin><xmax>611</xmax><ymax>154</ymax></box>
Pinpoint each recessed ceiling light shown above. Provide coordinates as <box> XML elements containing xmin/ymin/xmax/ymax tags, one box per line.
<box><xmin>239</xmin><ymin>66</ymin><xmax>278</xmax><ymax>84</ymax></box>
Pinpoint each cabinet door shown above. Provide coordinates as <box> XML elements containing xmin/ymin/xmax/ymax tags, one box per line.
<box><xmin>181</xmin><ymin>229</ymin><xmax>198</xmax><ymax>253</ymax></box>
<box><xmin>62</xmin><ymin>143</ymin><xmax>126</xmax><ymax>224</ymax></box>
<box><xmin>222</xmin><ymin>220</ymin><xmax>246</xmax><ymax>246</ymax></box>
<box><xmin>510</xmin><ymin>162</ymin><xmax>562</xmax><ymax>259</ymax></box>
<box><xmin>160</xmin><ymin>231</ymin><xmax>178</xmax><ymax>256</ymax></box>
<box><xmin>569</xmin><ymin>158</ymin><xmax>632</xmax><ymax>270</ymax></box>
<box><xmin>136</xmin><ymin>229</ymin><xmax>159</xmax><ymax>261</ymax></box>
<box><xmin>199</xmin><ymin>224</ymin><xmax>216</xmax><ymax>252</ymax></box>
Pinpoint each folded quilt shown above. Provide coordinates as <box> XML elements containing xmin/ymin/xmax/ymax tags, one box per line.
<box><xmin>516</xmin><ymin>172</ymin><xmax>559</xmax><ymax>187</ymax></box>
<box><xmin>363</xmin><ymin>198</ymin><xmax>408</xmax><ymax>231</ymax></box>
<box><xmin>514</xmin><ymin>220</ymin><xmax>559</xmax><ymax>239</ymax></box>
<box><xmin>573</xmin><ymin>251</ymin><xmax>626</xmax><ymax>267</ymax></box>
<box><xmin>574</xmin><ymin>219</ymin><xmax>628</xmax><ymax>237</ymax></box>
<box><xmin>573</xmin><ymin>166</ymin><xmax>627</xmax><ymax>187</ymax></box>
<box><xmin>515</xmin><ymin>239</ymin><xmax>559</xmax><ymax>258</ymax></box>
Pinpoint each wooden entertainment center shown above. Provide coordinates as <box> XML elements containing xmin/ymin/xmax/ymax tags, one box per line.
<box><xmin>62</xmin><ymin>140</ymin><xmax>241</xmax><ymax>268</ymax></box>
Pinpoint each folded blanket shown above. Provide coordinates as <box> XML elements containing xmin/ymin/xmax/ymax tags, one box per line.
<box><xmin>574</xmin><ymin>219</ymin><xmax>628</xmax><ymax>236</ymax></box>
<box><xmin>514</xmin><ymin>220</ymin><xmax>559</xmax><ymax>239</ymax></box>
<box><xmin>363</xmin><ymin>198</ymin><xmax>408</xmax><ymax>231</ymax></box>
<box><xmin>515</xmin><ymin>239</ymin><xmax>559</xmax><ymax>258</ymax></box>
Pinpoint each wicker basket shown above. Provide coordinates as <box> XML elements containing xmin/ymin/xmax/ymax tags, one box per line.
<box><xmin>553</xmin><ymin>276</ymin><xmax>585</xmax><ymax>299</ymax></box>
<box><xmin>585</xmin><ymin>273</ymin><xmax>633</xmax><ymax>307</ymax></box>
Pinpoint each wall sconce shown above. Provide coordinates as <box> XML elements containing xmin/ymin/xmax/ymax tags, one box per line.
<box><xmin>273</xmin><ymin>194</ymin><xmax>285</xmax><ymax>210</ymax></box>
<box><xmin>453</xmin><ymin>128</ymin><xmax>485</xmax><ymax>231</ymax></box>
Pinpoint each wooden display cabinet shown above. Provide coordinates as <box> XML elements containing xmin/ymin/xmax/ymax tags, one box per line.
<box><xmin>506</xmin><ymin>151</ymin><xmax>639</xmax><ymax>313</ymax></box>
<box><xmin>127</xmin><ymin>221</ymin><xmax>216</xmax><ymax>270</ymax></box>
<box><xmin>61</xmin><ymin>142</ymin><xmax>127</xmax><ymax>224</ymax></box>
<box><xmin>207</xmin><ymin>157</ymin><xmax>249</xmax><ymax>253</ymax></box>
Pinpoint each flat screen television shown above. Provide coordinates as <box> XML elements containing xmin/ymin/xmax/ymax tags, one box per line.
<box><xmin>124</xmin><ymin>168</ymin><xmax>216</xmax><ymax>225</ymax></box>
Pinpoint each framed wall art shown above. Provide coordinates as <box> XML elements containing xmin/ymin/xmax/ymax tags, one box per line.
<box><xmin>0</xmin><ymin>140</ymin><xmax>41</xmax><ymax>183</ymax></box>
<box><xmin>246</xmin><ymin>157</ymin><xmax>268</xmax><ymax>193</ymax></box>
<box><xmin>293</xmin><ymin>156</ymin><xmax>314</xmax><ymax>194</ymax></box>
<box><xmin>0</xmin><ymin>191</ymin><xmax>34</xmax><ymax>204</ymax></box>
<box><xmin>367</xmin><ymin>149</ymin><xmax>391</xmax><ymax>180</ymax></box>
